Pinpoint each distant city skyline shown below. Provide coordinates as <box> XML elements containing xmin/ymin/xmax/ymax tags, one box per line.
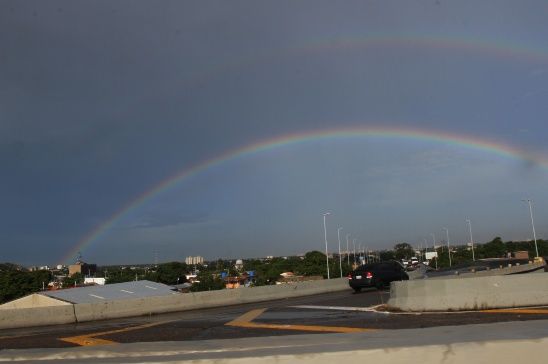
<box><xmin>31</xmin><ymin>236</ymin><xmax>541</xmax><ymax>269</ymax></box>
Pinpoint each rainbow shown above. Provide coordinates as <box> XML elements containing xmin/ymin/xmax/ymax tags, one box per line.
<box><xmin>62</xmin><ymin>32</ymin><xmax>548</xmax><ymax>264</ymax></box>
<box><xmin>61</xmin><ymin>126</ymin><xmax>547</xmax><ymax>265</ymax></box>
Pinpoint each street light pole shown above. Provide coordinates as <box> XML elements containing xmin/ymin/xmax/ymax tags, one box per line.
<box><xmin>466</xmin><ymin>219</ymin><xmax>475</xmax><ymax>261</ymax></box>
<box><xmin>432</xmin><ymin>234</ymin><xmax>437</xmax><ymax>270</ymax></box>
<box><xmin>522</xmin><ymin>199</ymin><xmax>539</xmax><ymax>258</ymax></box>
<box><xmin>353</xmin><ymin>239</ymin><xmax>356</xmax><ymax>265</ymax></box>
<box><xmin>444</xmin><ymin>228</ymin><xmax>451</xmax><ymax>267</ymax></box>
<box><xmin>346</xmin><ymin>234</ymin><xmax>350</xmax><ymax>266</ymax></box>
<box><xmin>323</xmin><ymin>213</ymin><xmax>330</xmax><ymax>279</ymax></box>
<box><xmin>337</xmin><ymin>228</ymin><xmax>343</xmax><ymax>278</ymax></box>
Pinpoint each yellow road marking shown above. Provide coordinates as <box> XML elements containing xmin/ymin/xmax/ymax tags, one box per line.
<box><xmin>225</xmin><ymin>308</ymin><xmax>379</xmax><ymax>333</ymax></box>
<box><xmin>227</xmin><ymin>308</ymin><xmax>268</xmax><ymax>324</ymax></box>
<box><xmin>229</xmin><ymin>321</ymin><xmax>379</xmax><ymax>333</ymax></box>
<box><xmin>482</xmin><ymin>308</ymin><xmax>548</xmax><ymax>314</ymax></box>
<box><xmin>59</xmin><ymin>335</ymin><xmax>118</xmax><ymax>346</ymax></box>
<box><xmin>58</xmin><ymin>320</ymin><xmax>174</xmax><ymax>347</ymax></box>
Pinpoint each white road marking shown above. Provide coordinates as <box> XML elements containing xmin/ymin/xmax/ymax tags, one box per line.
<box><xmin>289</xmin><ymin>305</ymin><xmax>386</xmax><ymax>312</ymax></box>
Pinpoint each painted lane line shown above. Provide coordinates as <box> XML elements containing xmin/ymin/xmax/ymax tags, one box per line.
<box><xmin>58</xmin><ymin>335</ymin><xmax>118</xmax><ymax>346</ymax></box>
<box><xmin>289</xmin><ymin>305</ymin><xmax>386</xmax><ymax>312</ymax></box>
<box><xmin>58</xmin><ymin>320</ymin><xmax>176</xmax><ymax>347</ymax></box>
<box><xmin>229</xmin><ymin>321</ymin><xmax>379</xmax><ymax>333</ymax></box>
<box><xmin>225</xmin><ymin>308</ymin><xmax>380</xmax><ymax>333</ymax></box>
<box><xmin>482</xmin><ymin>308</ymin><xmax>548</xmax><ymax>314</ymax></box>
<box><xmin>227</xmin><ymin>308</ymin><xmax>268</xmax><ymax>324</ymax></box>
<box><xmin>291</xmin><ymin>305</ymin><xmax>548</xmax><ymax>315</ymax></box>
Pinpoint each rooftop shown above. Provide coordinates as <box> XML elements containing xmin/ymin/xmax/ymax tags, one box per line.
<box><xmin>41</xmin><ymin>280</ymin><xmax>179</xmax><ymax>304</ymax></box>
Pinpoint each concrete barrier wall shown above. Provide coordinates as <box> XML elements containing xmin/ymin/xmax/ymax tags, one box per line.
<box><xmin>0</xmin><ymin>305</ymin><xmax>76</xmax><ymax>329</ymax></box>
<box><xmin>0</xmin><ymin>293</ymin><xmax>72</xmax><ymax>310</ymax></box>
<box><xmin>430</xmin><ymin>261</ymin><xmax>545</xmax><ymax>279</ymax></box>
<box><xmin>1</xmin><ymin>278</ymin><xmax>348</xmax><ymax>328</ymax></box>
<box><xmin>387</xmin><ymin>273</ymin><xmax>548</xmax><ymax>311</ymax></box>
<box><xmin>74</xmin><ymin>278</ymin><xmax>349</xmax><ymax>322</ymax></box>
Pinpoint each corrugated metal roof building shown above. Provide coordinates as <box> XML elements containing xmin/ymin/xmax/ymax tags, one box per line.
<box><xmin>0</xmin><ymin>280</ymin><xmax>179</xmax><ymax>309</ymax></box>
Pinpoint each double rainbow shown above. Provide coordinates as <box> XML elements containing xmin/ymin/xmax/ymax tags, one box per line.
<box><xmin>61</xmin><ymin>31</ymin><xmax>548</xmax><ymax>264</ymax></box>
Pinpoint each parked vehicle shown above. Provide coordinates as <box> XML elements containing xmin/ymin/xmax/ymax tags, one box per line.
<box><xmin>348</xmin><ymin>261</ymin><xmax>409</xmax><ymax>291</ymax></box>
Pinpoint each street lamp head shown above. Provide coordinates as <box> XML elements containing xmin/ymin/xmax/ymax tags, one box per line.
<box><xmin>324</xmin><ymin>212</ymin><xmax>330</xmax><ymax>216</ymax></box>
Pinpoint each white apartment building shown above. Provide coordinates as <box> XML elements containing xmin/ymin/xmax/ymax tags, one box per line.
<box><xmin>185</xmin><ymin>256</ymin><xmax>204</xmax><ymax>265</ymax></box>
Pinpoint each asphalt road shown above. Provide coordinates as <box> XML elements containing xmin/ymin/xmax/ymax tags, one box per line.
<box><xmin>1</xmin><ymin>287</ymin><xmax>548</xmax><ymax>351</ymax></box>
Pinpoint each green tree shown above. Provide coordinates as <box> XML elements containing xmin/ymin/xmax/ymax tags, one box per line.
<box><xmin>482</xmin><ymin>237</ymin><xmax>507</xmax><ymax>259</ymax></box>
<box><xmin>0</xmin><ymin>269</ymin><xmax>52</xmax><ymax>304</ymax></box>
<box><xmin>242</xmin><ymin>259</ymin><xmax>265</xmax><ymax>273</ymax></box>
<box><xmin>536</xmin><ymin>239</ymin><xmax>548</xmax><ymax>257</ymax></box>
<box><xmin>153</xmin><ymin>262</ymin><xmax>188</xmax><ymax>285</ymax></box>
<box><xmin>393</xmin><ymin>243</ymin><xmax>415</xmax><ymax>261</ymax></box>
<box><xmin>380</xmin><ymin>250</ymin><xmax>397</xmax><ymax>261</ymax></box>
<box><xmin>241</xmin><ymin>259</ymin><xmax>271</xmax><ymax>285</ymax></box>
<box><xmin>301</xmin><ymin>251</ymin><xmax>327</xmax><ymax>277</ymax></box>
<box><xmin>62</xmin><ymin>272</ymin><xmax>84</xmax><ymax>287</ymax></box>
<box><xmin>189</xmin><ymin>271</ymin><xmax>225</xmax><ymax>292</ymax></box>
<box><xmin>105</xmin><ymin>267</ymin><xmax>143</xmax><ymax>284</ymax></box>
<box><xmin>215</xmin><ymin>259</ymin><xmax>225</xmax><ymax>271</ymax></box>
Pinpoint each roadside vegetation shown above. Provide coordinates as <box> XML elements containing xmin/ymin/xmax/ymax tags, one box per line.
<box><xmin>1</xmin><ymin>238</ymin><xmax>546</xmax><ymax>303</ymax></box>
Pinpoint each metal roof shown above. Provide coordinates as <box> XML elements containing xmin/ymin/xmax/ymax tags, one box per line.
<box><xmin>41</xmin><ymin>280</ymin><xmax>179</xmax><ymax>304</ymax></box>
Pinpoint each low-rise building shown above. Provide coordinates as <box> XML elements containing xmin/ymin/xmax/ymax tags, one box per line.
<box><xmin>84</xmin><ymin>277</ymin><xmax>105</xmax><ymax>285</ymax></box>
<box><xmin>68</xmin><ymin>263</ymin><xmax>97</xmax><ymax>277</ymax></box>
<box><xmin>224</xmin><ymin>274</ymin><xmax>257</xmax><ymax>289</ymax></box>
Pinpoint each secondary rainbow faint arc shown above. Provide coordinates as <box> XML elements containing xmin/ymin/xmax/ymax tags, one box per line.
<box><xmin>62</xmin><ymin>126</ymin><xmax>546</xmax><ymax>265</ymax></box>
<box><xmin>120</xmin><ymin>33</ymin><xmax>548</xmax><ymax>117</ymax></box>
<box><xmin>176</xmin><ymin>32</ymin><xmax>548</xmax><ymax>90</ymax></box>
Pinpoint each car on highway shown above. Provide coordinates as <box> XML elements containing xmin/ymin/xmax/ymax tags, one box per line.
<box><xmin>348</xmin><ymin>261</ymin><xmax>409</xmax><ymax>291</ymax></box>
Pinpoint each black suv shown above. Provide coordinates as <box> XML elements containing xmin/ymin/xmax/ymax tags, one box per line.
<box><xmin>348</xmin><ymin>261</ymin><xmax>408</xmax><ymax>291</ymax></box>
